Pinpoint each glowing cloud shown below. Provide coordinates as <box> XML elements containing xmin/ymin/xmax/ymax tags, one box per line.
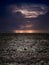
<box><xmin>11</xmin><ymin>4</ymin><xmax>48</xmax><ymax>18</ymax></box>
<box><xmin>13</xmin><ymin>30</ymin><xmax>47</xmax><ymax>33</ymax></box>
<box><xmin>5</xmin><ymin>4</ymin><xmax>49</xmax><ymax>33</ymax></box>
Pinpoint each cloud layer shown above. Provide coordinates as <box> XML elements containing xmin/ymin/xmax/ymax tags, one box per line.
<box><xmin>0</xmin><ymin>4</ymin><xmax>49</xmax><ymax>33</ymax></box>
<box><xmin>10</xmin><ymin>4</ymin><xmax>48</xmax><ymax>18</ymax></box>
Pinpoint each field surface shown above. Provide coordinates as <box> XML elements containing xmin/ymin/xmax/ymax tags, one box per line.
<box><xmin>0</xmin><ymin>33</ymin><xmax>49</xmax><ymax>65</ymax></box>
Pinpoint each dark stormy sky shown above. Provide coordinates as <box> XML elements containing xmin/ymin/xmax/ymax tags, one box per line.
<box><xmin>0</xmin><ymin>0</ymin><xmax>49</xmax><ymax>33</ymax></box>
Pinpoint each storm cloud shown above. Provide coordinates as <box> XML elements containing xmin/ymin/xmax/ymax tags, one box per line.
<box><xmin>8</xmin><ymin>4</ymin><xmax>49</xmax><ymax>18</ymax></box>
<box><xmin>0</xmin><ymin>3</ymin><xmax>49</xmax><ymax>33</ymax></box>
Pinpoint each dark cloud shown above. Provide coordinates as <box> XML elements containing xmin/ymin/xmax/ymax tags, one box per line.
<box><xmin>10</xmin><ymin>4</ymin><xmax>48</xmax><ymax>18</ymax></box>
<box><xmin>0</xmin><ymin>3</ymin><xmax>49</xmax><ymax>33</ymax></box>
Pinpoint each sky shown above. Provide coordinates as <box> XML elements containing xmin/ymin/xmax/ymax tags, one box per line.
<box><xmin>0</xmin><ymin>0</ymin><xmax>49</xmax><ymax>33</ymax></box>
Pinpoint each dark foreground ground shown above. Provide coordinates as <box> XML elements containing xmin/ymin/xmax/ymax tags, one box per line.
<box><xmin>0</xmin><ymin>33</ymin><xmax>49</xmax><ymax>65</ymax></box>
